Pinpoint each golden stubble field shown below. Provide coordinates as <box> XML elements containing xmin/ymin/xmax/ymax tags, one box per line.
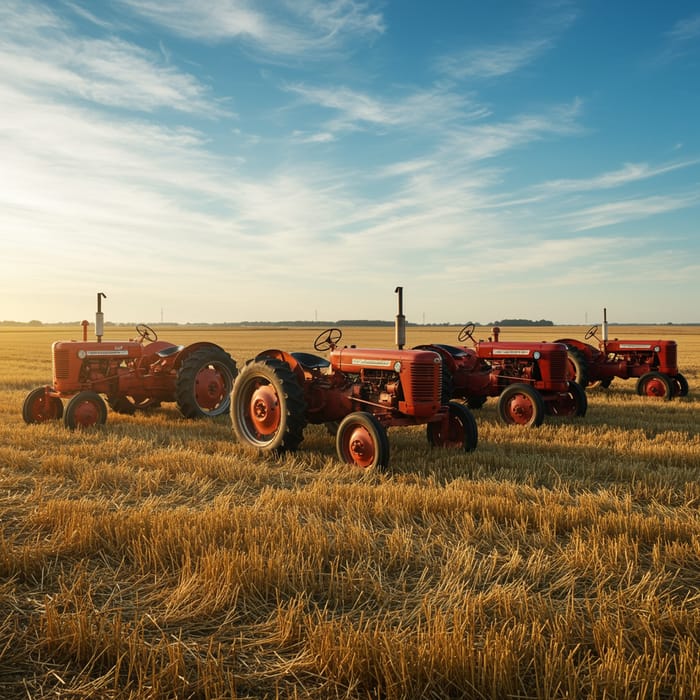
<box><xmin>1</xmin><ymin>323</ymin><xmax>699</xmax><ymax>699</ymax></box>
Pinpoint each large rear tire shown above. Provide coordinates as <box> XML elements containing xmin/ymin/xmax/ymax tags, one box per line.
<box><xmin>23</xmin><ymin>387</ymin><xmax>64</xmax><ymax>424</ymax></box>
<box><xmin>497</xmin><ymin>383</ymin><xmax>545</xmax><ymax>427</ymax></box>
<box><xmin>565</xmin><ymin>345</ymin><xmax>589</xmax><ymax>388</ymax></box>
<box><xmin>335</xmin><ymin>412</ymin><xmax>390</xmax><ymax>470</ymax></box>
<box><xmin>176</xmin><ymin>347</ymin><xmax>238</xmax><ymax>418</ymax></box>
<box><xmin>230</xmin><ymin>359</ymin><xmax>306</xmax><ymax>452</ymax></box>
<box><xmin>427</xmin><ymin>401</ymin><xmax>478</xmax><ymax>452</ymax></box>
<box><xmin>64</xmin><ymin>391</ymin><xmax>107</xmax><ymax>430</ymax></box>
<box><xmin>636</xmin><ymin>372</ymin><xmax>673</xmax><ymax>400</ymax></box>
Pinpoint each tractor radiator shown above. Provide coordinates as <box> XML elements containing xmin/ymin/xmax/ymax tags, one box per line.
<box><xmin>53</xmin><ymin>348</ymin><xmax>71</xmax><ymax>379</ymax></box>
<box><xmin>409</xmin><ymin>362</ymin><xmax>440</xmax><ymax>403</ymax></box>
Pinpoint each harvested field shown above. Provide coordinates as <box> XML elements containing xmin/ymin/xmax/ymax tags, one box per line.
<box><xmin>1</xmin><ymin>323</ymin><xmax>699</xmax><ymax>699</ymax></box>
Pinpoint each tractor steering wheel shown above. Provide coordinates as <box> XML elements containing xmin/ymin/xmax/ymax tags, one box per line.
<box><xmin>314</xmin><ymin>327</ymin><xmax>342</xmax><ymax>351</ymax></box>
<box><xmin>136</xmin><ymin>323</ymin><xmax>158</xmax><ymax>343</ymax></box>
<box><xmin>457</xmin><ymin>323</ymin><xmax>476</xmax><ymax>344</ymax></box>
<box><xmin>584</xmin><ymin>325</ymin><xmax>598</xmax><ymax>340</ymax></box>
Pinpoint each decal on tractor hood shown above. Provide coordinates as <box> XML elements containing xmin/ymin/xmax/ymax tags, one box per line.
<box><xmin>619</xmin><ymin>344</ymin><xmax>653</xmax><ymax>350</ymax></box>
<box><xmin>81</xmin><ymin>349</ymin><xmax>130</xmax><ymax>357</ymax></box>
<box><xmin>492</xmin><ymin>349</ymin><xmax>530</xmax><ymax>356</ymax></box>
<box><xmin>351</xmin><ymin>358</ymin><xmax>393</xmax><ymax>368</ymax></box>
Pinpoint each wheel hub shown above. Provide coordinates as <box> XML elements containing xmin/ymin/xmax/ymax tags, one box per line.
<box><xmin>250</xmin><ymin>384</ymin><xmax>280</xmax><ymax>434</ymax></box>
<box><xmin>74</xmin><ymin>400</ymin><xmax>100</xmax><ymax>427</ymax></box>
<box><xmin>195</xmin><ymin>366</ymin><xmax>226</xmax><ymax>409</ymax></box>
<box><xmin>347</xmin><ymin>426</ymin><xmax>374</xmax><ymax>468</ymax></box>
<box><xmin>508</xmin><ymin>394</ymin><xmax>533</xmax><ymax>424</ymax></box>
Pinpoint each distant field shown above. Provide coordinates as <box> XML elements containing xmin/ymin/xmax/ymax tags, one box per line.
<box><xmin>1</xmin><ymin>323</ymin><xmax>699</xmax><ymax>698</ymax></box>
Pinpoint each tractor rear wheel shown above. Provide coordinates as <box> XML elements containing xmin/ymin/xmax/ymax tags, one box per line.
<box><xmin>564</xmin><ymin>346</ymin><xmax>589</xmax><ymax>388</ymax></box>
<box><xmin>672</xmin><ymin>373</ymin><xmax>689</xmax><ymax>397</ymax></box>
<box><xmin>64</xmin><ymin>391</ymin><xmax>107</xmax><ymax>430</ymax></box>
<box><xmin>335</xmin><ymin>412</ymin><xmax>390</xmax><ymax>470</ymax></box>
<box><xmin>176</xmin><ymin>347</ymin><xmax>238</xmax><ymax>418</ymax></box>
<box><xmin>231</xmin><ymin>359</ymin><xmax>306</xmax><ymax>452</ymax></box>
<box><xmin>497</xmin><ymin>384</ymin><xmax>545</xmax><ymax>427</ymax></box>
<box><xmin>22</xmin><ymin>387</ymin><xmax>64</xmax><ymax>424</ymax></box>
<box><xmin>427</xmin><ymin>401</ymin><xmax>478</xmax><ymax>452</ymax></box>
<box><xmin>547</xmin><ymin>381</ymin><xmax>588</xmax><ymax>417</ymax></box>
<box><xmin>636</xmin><ymin>372</ymin><xmax>673</xmax><ymax>400</ymax></box>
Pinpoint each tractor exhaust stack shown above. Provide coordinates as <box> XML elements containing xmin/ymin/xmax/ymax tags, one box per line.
<box><xmin>395</xmin><ymin>286</ymin><xmax>406</xmax><ymax>350</ymax></box>
<box><xmin>96</xmin><ymin>292</ymin><xmax>107</xmax><ymax>343</ymax></box>
<box><xmin>602</xmin><ymin>307</ymin><xmax>608</xmax><ymax>343</ymax></box>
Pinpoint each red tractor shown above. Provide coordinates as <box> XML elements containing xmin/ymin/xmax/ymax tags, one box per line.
<box><xmin>229</xmin><ymin>288</ymin><xmax>477</xmax><ymax>470</ymax></box>
<box><xmin>22</xmin><ymin>293</ymin><xmax>238</xmax><ymax>429</ymax></box>
<box><xmin>414</xmin><ymin>324</ymin><xmax>587</xmax><ymax>428</ymax></box>
<box><xmin>555</xmin><ymin>309</ymin><xmax>689</xmax><ymax>400</ymax></box>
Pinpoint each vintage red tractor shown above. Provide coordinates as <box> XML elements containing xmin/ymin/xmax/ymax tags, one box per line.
<box><xmin>555</xmin><ymin>309</ymin><xmax>689</xmax><ymax>400</ymax></box>
<box><xmin>22</xmin><ymin>293</ymin><xmax>238</xmax><ymax>429</ymax></box>
<box><xmin>414</xmin><ymin>324</ymin><xmax>587</xmax><ymax>428</ymax></box>
<box><xmin>229</xmin><ymin>288</ymin><xmax>477</xmax><ymax>470</ymax></box>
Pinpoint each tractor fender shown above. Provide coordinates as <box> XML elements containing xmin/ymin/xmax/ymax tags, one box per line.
<box><xmin>413</xmin><ymin>344</ymin><xmax>460</xmax><ymax>374</ymax></box>
<box><xmin>174</xmin><ymin>341</ymin><xmax>232</xmax><ymax>369</ymax></box>
<box><xmin>253</xmin><ymin>349</ymin><xmax>306</xmax><ymax>384</ymax></box>
<box><xmin>553</xmin><ymin>338</ymin><xmax>597</xmax><ymax>360</ymax></box>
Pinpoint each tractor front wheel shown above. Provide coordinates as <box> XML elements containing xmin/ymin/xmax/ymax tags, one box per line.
<box><xmin>176</xmin><ymin>348</ymin><xmax>238</xmax><ymax>418</ymax></box>
<box><xmin>335</xmin><ymin>412</ymin><xmax>390</xmax><ymax>470</ymax></box>
<box><xmin>636</xmin><ymin>372</ymin><xmax>673</xmax><ymax>400</ymax></box>
<box><xmin>64</xmin><ymin>391</ymin><xmax>107</xmax><ymax>430</ymax></box>
<box><xmin>672</xmin><ymin>373</ymin><xmax>689</xmax><ymax>397</ymax></box>
<box><xmin>547</xmin><ymin>381</ymin><xmax>588</xmax><ymax>417</ymax></box>
<box><xmin>427</xmin><ymin>401</ymin><xmax>478</xmax><ymax>452</ymax></box>
<box><xmin>497</xmin><ymin>384</ymin><xmax>545</xmax><ymax>427</ymax></box>
<box><xmin>231</xmin><ymin>359</ymin><xmax>306</xmax><ymax>452</ymax></box>
<box><xmin>22</xmin><ymin>387</ymin><xmax>64</xmax><ymax>424</ymax></box>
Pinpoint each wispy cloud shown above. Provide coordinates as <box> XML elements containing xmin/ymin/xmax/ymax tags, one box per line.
<box><xmin>116</xmin><ymin>0</ymin><xmax>384</xmax><ymax>56</ymax></box>
<box><xmin>536</xmin><ymin>159</ymin><xmax>700</xmax><ymax>194</ymax></box>
<box><xmin>286</xmin><ymin>83</ymin><xmax>488</xmax><ymax>134</ymax></box>
<box><xmin>436</xmin><ymin>2</ymin><xmax>578</xmax><ymax>80</ymax></box>
<box><xmin>655</xmin><ymin>12</ymin><xmax>700</xmax><ymax>64</ymax></box>
<box><xmin>557</xmin><ymin>194</ymin><xmax>700</xmax><ymax>231</ymax></box>
<box><xmin>0</xmin><ymin>2</ymin><xmax>227</xmax><ymax>116</ymax></box>
<box><xmin>437</xmin><ymin>39</ymin><xmax>553</xmax><ymax>80</ymax></box>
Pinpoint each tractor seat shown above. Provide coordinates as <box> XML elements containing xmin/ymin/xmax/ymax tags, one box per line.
<box><xmin>291</xmin><ymin>352</ymin><xmax>331</xmax><ymax>371</ymax></box>
<box><xmin>156</xmin><ymin>345</ymin><xmax>184</xmax><ymax>358</ymax></box>
<box><xmin>433</xmin><ymin>343</ymin><xmax>471</xmax><ymax>358</ymax></box>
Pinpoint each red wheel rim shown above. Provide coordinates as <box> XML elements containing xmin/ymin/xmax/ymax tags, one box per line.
<box><xmin>505</xmin><ymin>393</ymin><xmax>534</xmax><ymax>425</ymax></box>
<box><xmin>30</xmin><ymin>396</ymin><xmax>60</xmax><ymax>421</ymax></box>
<box><xmin>643</xmin><ymin>377</ymin><xmax>667</xmax><ymax>398</ymax></box>
<box><xmin>248</xmin><ymin>384</ymin><xmax>281</xmax><ymax>437</ymax></box>
<box><xmin>344</xmin><ymin>425</ymin><xmax>376</xmax><ymax>468</ymax></box>
<box><xmin>73</xmin><ymin>399</ymin><xmax>101</xmax><ymax>427</ymax></box>
<box><xmin>194</xmin><ymin>365</ymin><xmax>227</xmax><ymax>411</ymax></box>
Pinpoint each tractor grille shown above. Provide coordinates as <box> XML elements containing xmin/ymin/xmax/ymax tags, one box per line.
<box><xmin>53</xmin><ymin>349</ymin><xmax>71</xmax><ymax>379</ymax></box>
<box><xmin>549</xmin><ymin>352</ymin><xmax>568</xmax><ymax>382</ymax></box>
<box><xmin>410</xmin><ymin>363</ymin><xmax>439</xmax><ymax>403</ymax></box>
<box><xmin>665</xmin><ymin>344</ymin><xmax>677</xmax><ymax>367</ymax></box>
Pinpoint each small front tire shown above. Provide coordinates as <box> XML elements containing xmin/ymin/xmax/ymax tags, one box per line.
<box><xmin>497</xmin><ymin>384</ymin><xmax>545</xmax><ymax>427</ymax></box>
<box><xmin>335</xmin><ymin>412</ymin><xmax>390</xmax><ymax>470</ymax></box>
<box><xmin>22</xmin><ymin>387</ymin><xmax>64</xmax><ymax>424</ymax></box>
<box><xmin>64</xmin><ymin>391</ymin><xmax>107</xmax><ymax>430</ymax></box>
<box><xmin>636</xmin><ymin>372</ymin><xmax>673</xmax><ymax>400</ymax></box>
<box><xmin>427</xmin><ymin>401</ymin><xmax>478</xmax><ymax>452</ymax></box>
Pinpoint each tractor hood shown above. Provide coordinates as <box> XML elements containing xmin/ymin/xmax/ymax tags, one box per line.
<box><xmin>330</xmin><ymin>347</ymin><xmax>442</xmax><ymax>374</ymax></box>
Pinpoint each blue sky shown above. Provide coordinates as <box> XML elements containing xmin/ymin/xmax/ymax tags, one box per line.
<box><xmin>2</xmin><ymin>0</ymin><xmax>699</xmax><ymax>325</ymax></box>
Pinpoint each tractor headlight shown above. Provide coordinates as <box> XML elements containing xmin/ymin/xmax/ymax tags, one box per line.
<box><xmin>533</xmin><ymin>351</ymin><xmax>541</xmax><ymax>360</ymax></box>
<box><xmin>78</xmin><ymin>350</ymin><xmax>86</xmax><ymax>359</ymax></box>
<box><xmin>654</xmin><ymin>345</ymin><xmax>660</xmax><ymax>353</ymax></box>
<box><xmin>393</xmin><ymin>361</ymin><xmax>402</xmax><ymax>373</ymax></box>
